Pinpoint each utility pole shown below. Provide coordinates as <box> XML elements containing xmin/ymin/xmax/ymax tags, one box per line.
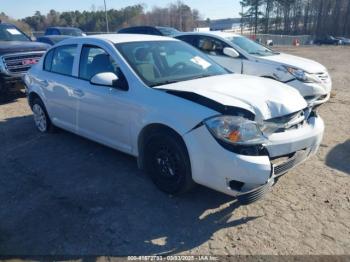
<box><xmin>104</xmin><ymin>0</ymin><xmax>109</xmax><ymax>33</ymax></box>
<box><xmin>241</xmin><ymin>4</ymin><xmax>244</xmax><ymax>34</ymax></box>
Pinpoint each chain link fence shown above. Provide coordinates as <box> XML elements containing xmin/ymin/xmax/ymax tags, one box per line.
<box><xmin>243</xmin><ymin>34</ymin><xmax>313</xmax><ymax>46</ymax></box>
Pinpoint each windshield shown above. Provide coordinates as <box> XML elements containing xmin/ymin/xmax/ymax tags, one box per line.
<box><xmin>157</xmin><ymin>27</ymin><xmax>179</xmax><ymax>36</ymax></box>
<box><xmin>227</xmin><ymin>36</ymin><xmax>278</xmax><ymax>56</ymax></box>
<box><xmin>0</xmin><ymin>24</ymin><xmax>30</xmax><ymax>42</ymax></box>
<box><xmin>116</xmin><ymin>40</ymin><xmax>228</xmax><ymax>87</ymax></box>
<box><xmin>60</xmin><ymin>28</ymin><xmax>83</xmax><ymax>36</ymax></box>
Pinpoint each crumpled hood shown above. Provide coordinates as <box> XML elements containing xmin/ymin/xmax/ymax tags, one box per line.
<box><xmin>257</xmin><ymin>53</ymin><xmax>327</xmax><ymax>74</ymax></box>
<box><xmin>155</xmin><ymin>74</ymin><xmax>307</xmax><ymax>121</ymax></box>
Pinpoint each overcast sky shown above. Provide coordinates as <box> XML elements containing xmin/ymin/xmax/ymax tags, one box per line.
<box><xmin>2</xmin><ymin>0</ymin><xmax>241</xmax><ymax>20</ymax></box>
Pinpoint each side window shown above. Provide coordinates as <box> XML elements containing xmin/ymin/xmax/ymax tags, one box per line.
<box><xmin>79</xmin><ymin>45</ymin><xmax>119</xmax><ymax>81</ymax></box>
<box><xmin>51</xmin><ymin>45</ymin><xmax>77</xmax><ymax>76</ymax></box>
<box><xmin>176</xmin><ymin>35</ymin><xmax>195</xmax><ymax>45</ymax></box>
<box><xmin>44</xmin><ymin>48</ymin><xmax>55</xmax><ymax>71</ymax></box>
<box><xmin>197</xmin><ymin>36</ymin><xmax>228</xmax><ymax>56</ymax></box>
<box><xmin>151</xmin><ymin>29</ymin><xmax>162</xmax><ymax>36</ymax></box>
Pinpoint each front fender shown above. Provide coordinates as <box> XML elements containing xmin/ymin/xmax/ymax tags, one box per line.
<box><xmin>129</xmin><ymin>88</ymin><xmax>218</xmax><ymax>156</ymax></box>
<box><xmin>244</xmin><ymin>59</ymin><xmax>294</xmax><ymax>82</ymax></box>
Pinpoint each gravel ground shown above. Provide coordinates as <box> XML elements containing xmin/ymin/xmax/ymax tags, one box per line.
<box><xmin>0</xmin><ymin>46</ymin><xmax>349</xmax><ymax>257</ymax></box>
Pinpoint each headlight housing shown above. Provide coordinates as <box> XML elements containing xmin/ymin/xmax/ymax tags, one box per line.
<box><xmin>285</xmin><ymin>66</ymin><xmax>321</xmax><ymax>83</ymax></box>
<box><xmin>205</xmin><ymin>116</ymin><xmax>267</xmax><ymax>145</ymax></box>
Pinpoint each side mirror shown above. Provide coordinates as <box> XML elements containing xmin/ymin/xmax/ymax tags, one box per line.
<box><xmin>223</xmin><ymin>47</ymin><xmax>240</xmax><ymax>58</ymax></box>
<box><xmin>90</xmin><ymin>72</ymin><xmax>129</xmax><ymax>91</ymax></box>
<box><xmin>90</xmin><ymin>72</ymin><xmax>119</xmax><ymax>87</ymax></box>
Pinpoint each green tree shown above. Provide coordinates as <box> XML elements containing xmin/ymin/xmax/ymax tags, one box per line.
<box><xmin>240</xmin><ymin>0</ymin><xmax>264</xmax><ymax>34</ymax></box>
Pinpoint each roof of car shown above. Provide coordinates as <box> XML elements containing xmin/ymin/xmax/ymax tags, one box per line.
<box><xmin>155</xmin><ymin>26</ymin><xmax>178</xmax><ymax>30</ymax></box>
<box><xmin>38</xmin><ymin>35</ymin><xmax>72</xmax><ymax>40</ymax></box>
<box><xmin>47</xmin><ymin>26</ymin><xmax>81</xmax><ymax>30</ymax></box>
<box><xmin>0</xmin><ymin>22</ymin><xmax>18</xmax><ymax>27</ymax></box>
<box><xmin>82</xmin><ymin>34</ymin><xmax>176</xmax><ymax>43</ymax></box>
<box><xmin>175</xmin><ymin>31</ymin><xmax>242</xmax><ymax>38</ymax></box>
<box><xmin>120</xmin><ymin>26</ymin><xmax>156</xmax><ymax>29</ymax></box>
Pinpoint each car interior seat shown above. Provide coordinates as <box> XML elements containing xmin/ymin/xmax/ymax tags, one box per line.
<box><xmin>134</xmin><ymin>47</ymin><xmax>160</xmax><ymax>82</ymax></box>
<box><xmin>200</xmin><ymin>39</ymin><xmax>216</xmax><ymax>55</ymax></box>
<box><xmin>89</xmin><ymin>54</ymin><xmax>115</xmax><ymax>79</ymax></box>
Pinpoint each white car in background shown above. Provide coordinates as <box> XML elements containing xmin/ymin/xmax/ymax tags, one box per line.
<box><xmin>175</xmin><ymin>31</ymin><xmax>332</xmax><ymax>106</ymax></box>
<box><xmin>24</xmin><ymin>34</ymin><xmax>324</xmax><ymax>204</ymax></box>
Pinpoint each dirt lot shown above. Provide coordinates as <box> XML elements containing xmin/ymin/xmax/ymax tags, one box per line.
<box><xmin>0</xmin><ymin>46</ymin><xmax>349</xmax><ymax>257</ymax></box>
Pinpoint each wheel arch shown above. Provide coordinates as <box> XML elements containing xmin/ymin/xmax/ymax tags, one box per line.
<box><xmin>137</xmin><ymin>123</ymin><xmax>188</xmax><ymax>170</ymax></box>
<box><xmin>28</xmin><ymin>91</ymin><xmax>43</xmax><ymax>109</ymax></box>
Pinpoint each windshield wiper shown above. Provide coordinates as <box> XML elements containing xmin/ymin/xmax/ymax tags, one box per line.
<box><xmin>249</xmin><ymin>50</ymin><xmax>277</xmax><ymax>56</ymax></box>
<box><xmin>191</xmin><ymin>74</ymin><xmax>216</xmax><ymax>80</ymax></box>
<box><xmin>151</xmin><ymin>79</ymin><xmax>182</xmax><ymax>87</ymax></box>
<box><xmin>151</xmin><ymin>74</ymin><xmax>216</xmax><ymax>87</ymax></box>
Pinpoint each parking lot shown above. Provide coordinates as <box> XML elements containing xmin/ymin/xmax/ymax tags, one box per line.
<box><xmin>0</xmin><ymin>46</ymin><xmax>349</xmax><ymax>256</ymax></box>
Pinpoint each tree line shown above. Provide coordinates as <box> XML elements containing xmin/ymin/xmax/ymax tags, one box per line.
<box><xmin>0</xmin><ymin>1</ymin><xmax>200</xmax><ymax>34</ymax></box>
<box><xmin>2</xmin><ymin>1</ymin><xmax>349</xmax><ymax>37</ymax></box>
<box><xmin>240</xmin><ymin>0</ymin><xmax>350</xmax><ymax>36</ymax></box>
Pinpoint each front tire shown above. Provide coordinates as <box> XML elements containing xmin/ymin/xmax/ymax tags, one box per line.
<box><xmin>31</xmin><ymin>98</ymin><xmax>54</xmax><ymax>133</ymax></box>
<box><xmin>0</xmin><ymin>82</ymin><xmax>8</xmax><ymax>97</ymax></box>
<box><xmin>144</xmin><ymin>130</ymin><xmax>195</xmax><ymax>195</ymax></box>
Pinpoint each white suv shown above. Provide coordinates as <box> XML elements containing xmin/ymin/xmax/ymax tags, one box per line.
<box><xmin>24</xmin><ymin>34</ymin><xmax>324</xmax><ymax>204</ymax></box>
<box><xmin>176</xmin><ymin>31</ymin><xmax>332</xmax><ymax>106</ymax></box>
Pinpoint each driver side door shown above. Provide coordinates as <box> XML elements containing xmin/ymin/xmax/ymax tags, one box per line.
<box><xmin>195</xmin><ymin>36</ymin><xmax>243</xmax><ymax>74</ymax></box>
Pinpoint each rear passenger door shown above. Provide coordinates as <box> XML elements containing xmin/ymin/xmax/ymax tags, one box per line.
<box><xmin>41</xmin><ymin>44</ymin><xmax>79</xmax><ymax>132</ymax></box>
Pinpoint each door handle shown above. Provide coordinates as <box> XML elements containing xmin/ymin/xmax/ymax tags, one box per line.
<box><xmin>73</xmin><ymin>89</ymin><xmax>84</xmax><ymax>97</ymax></box>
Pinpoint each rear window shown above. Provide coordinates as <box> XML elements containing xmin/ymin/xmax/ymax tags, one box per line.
<box><xmin>119</xmin><ymin>27</ymin><xmax>161</xmax><ymax>35</ymax></box>
<box><xmin>49</xmin><ymin>45</ymin><xmax>77</xmax><ymax>76</ymax></box>
<box><xmin>44</xmin><ymin>49</ymin><xmax>55</xmax><ymax>71</ymax></box>
<box><xmin>59</xmin><ymin>28</ymin><xmax>83</xmax><ymax>36</ymax></box>
<box><xmin>157</xmin><ymin>27</ymin><xmax>179</xmax><ymax>36</ymax></box>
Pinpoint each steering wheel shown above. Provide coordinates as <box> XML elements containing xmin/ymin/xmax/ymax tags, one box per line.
<box><xmin>170</xmin><ymin>62</ymin><xmax>187</xmax><ymax>74</ymax></box>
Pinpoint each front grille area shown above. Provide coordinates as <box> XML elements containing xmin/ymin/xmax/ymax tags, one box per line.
<box><xmin>304</xmin><ymin>94</ymin><xmax>328</xmax><ymax>102</ymax></box>
<box><xmin>272</xmin><ymin>149</ymin><xmax>309</xmax><ymax>176</ymax></box>
<box><xmin>263</xmin><ymin>109</ymin><xmax>306</xmax><ymax>134</ymax></box>
<box><xmin>314</xmin><ymin>72</ymin><xmax>330</xmax><ymax>83</ymax></box>
<box><xmin>2</xmin><ymin>52</ymin><xmax>45</xmax><ymax>75</ymax></box>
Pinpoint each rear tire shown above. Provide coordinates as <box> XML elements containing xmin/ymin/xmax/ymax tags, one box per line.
<box><xmin>31</xmin><ymin>98</ymin><xmax>54</xmax><ymax>133</ymax></box>
<box><xmin>144</xmin><ymin>130</ymin><xmax>195</xmax><ymax>195</ymax></box>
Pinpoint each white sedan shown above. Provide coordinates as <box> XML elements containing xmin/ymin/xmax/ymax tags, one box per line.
<box><xmin>175</xmin><ymin>31</ymin><xmax>332</xmax><ymax>106</ymax></box>
<box><xmin>24</xmin><ymin>34</ymin><xmax>324</xmax><ymax>204</ymax></box>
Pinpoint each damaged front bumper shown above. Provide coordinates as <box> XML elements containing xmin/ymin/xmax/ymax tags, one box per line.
<box><xmin>183</xmin><ymin>113</ymin><xmax>324</xmax><ymax>205</ymax></box>
<box><xmin>287</xmin><ymin>78</ymin><xmax>332</xmax><ymax>107</ymax></box>
<box><xmin>236</xmin><ymin>147</ymin><xmax>313</xmax><ymax>205</ymax></box>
